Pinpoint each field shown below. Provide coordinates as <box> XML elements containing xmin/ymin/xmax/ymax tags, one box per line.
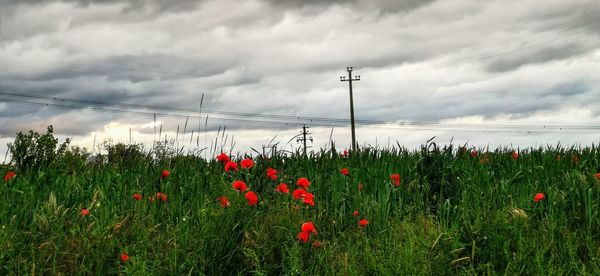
<box><xmin>1</xmin><ymin>130</ymin><xmax>600</xmax><ymax>275</ymax></box>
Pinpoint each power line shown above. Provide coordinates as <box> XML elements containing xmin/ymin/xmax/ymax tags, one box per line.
<box><xmin>367</xmin><ymin>11</ymin><xmax>600</xmax><ymax>75</ymax></box>
<box><xmin>1</xmin><ymin>90</ymin><xmax>598</xmax><ymax>130</ymax></box>
<box><xmin>0</xmin><ymin>90</ymin><xmax>327</xmax><ymax>122</ymax></box>
<box><xmin>1</xmin><ymin>97</ymin><xmax>598</xmax><ymax>134</ymax></box>
<box><xmin>0</xmin><ymin>14</ymin><xmax>597</xmax><ymax>129</ymax></box>
<box><xmin>447</xmin><ymin>29</ymin><xmax>594</xmax><ymax>68</ymax></box>
<box><xmin>445</xmin><ymin>12</ymin><xmax>600</xmax><ymax>66</ymax></box>
<box><xmin>0</xmin><ymin>97</ymin><xmax>300</xmax><ymax>126</ymax></box>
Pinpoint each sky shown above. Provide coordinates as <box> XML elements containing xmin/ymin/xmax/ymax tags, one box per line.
<box><xmin>1</xmin><ymin>0</ymin><xmax>599</xmax><ymax>158</ymax></box>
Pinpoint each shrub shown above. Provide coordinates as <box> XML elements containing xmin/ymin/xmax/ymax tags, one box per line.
<box><xmin>103</xmin><ymin>142</ymin><xmax>152</xmax><ymax>170</ymax></box>
<box><xmin>8</xmin><ymin>125</ymin><xmax>69</xmax><ymax>171</ymax></box>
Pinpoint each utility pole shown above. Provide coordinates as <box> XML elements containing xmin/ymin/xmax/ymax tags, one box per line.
<box><xmin>340</xmin><ymin>66</ymin><xmax>360</xmax><ymax>151</ymax></box>
<box><xmin>297</xmin><ymin>124</ymin><xmax>313</xmax><ymax>156</ymax></box>
<box><xmin>262</xmin><ymin>144</ymin><xmax>278</xmax><ymax>158</ymax></box>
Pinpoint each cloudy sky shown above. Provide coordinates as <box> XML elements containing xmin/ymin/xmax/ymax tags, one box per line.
<box><xmin>1</xmin><ymin>0</ymin><xmax>599</xmax><ymax>158</ymax></box>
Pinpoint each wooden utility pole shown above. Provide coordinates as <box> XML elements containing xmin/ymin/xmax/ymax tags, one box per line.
<box><xmin>297</xmin><ymin>124</ymin><xmax>313</xmax><ymax>156</ymax></box>
<box><xmin>340</xmin><ymin>67</ymin><xmax>360</xmax><ymax>151</ymax></box>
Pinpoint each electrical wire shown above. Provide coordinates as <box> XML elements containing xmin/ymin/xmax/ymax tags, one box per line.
<box><xmin>1</xmin><ymin>90</ymin><xmax>598</xmax><ymax>130</ymax></box>
<box><xmin>1</xmin><ymin>96</ymin><xmax>598</xmax><ymax>134</ymax></box>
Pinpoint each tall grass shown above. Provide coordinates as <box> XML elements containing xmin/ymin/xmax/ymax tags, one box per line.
<box><xmin>1</xmin><ymin>141</ymin><xmax>599</xmax><ymax>274</ymax></box>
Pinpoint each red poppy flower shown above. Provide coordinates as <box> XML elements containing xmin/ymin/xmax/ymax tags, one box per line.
<box><xmin>470</xmin><ymin>150</ymin><xmax>478</xmax><ymax>157</ymax></box>
<box><xmin>161</xmin><ymin>169</ymin><xmax>170</xmax><ymax>179</ymax></box>
<box><xmin>81</xmin><ymin>208</ymin><xmax>89</xmax><ymax>216</ymax></box>
<box><xmin>301</xmin><ymin>221</ymin><xmax>317</xmax><ymax>235</ymax></box>
<box><xmin>297</xmin><ymin>178</ymin><xmax>310</xmax><ymax>190</ymax></box>
<box><xmin>224</xmin><ymin>161</ymin><xmax>238</xmax><ymax>172</ymax></box>
<box><xmin>240</xmin><ymin>158</ymin><xmax>254</xmax><ymax>169</ymax></box>
<box><xmin>390</xmin><ymin>173</ymin><xmax>401</xmax><ymax>186</ymax></box>
<box><xmin>512</xmin><ymin>152</ymin><xmax>518</xmax><ymax>160</ymax></box>
<box><xmin>232</xmin><ymin>181</ymin><xmax>248</xmax><ymax>192</ymax></box>
<box><xmin>343</xmin><ymin>149</ymin><xmax>349</xmax><ymax>157</ymax></box>
<box><xmin>534</xmin><ymin>193</ymin><xmax>545</xmax><ymax>203</ymax></box>
<box><xmin>245</xmin><ymin>191</ymin><xmax>258</xmax><ymax>206</ymax></box>
<box><xmin>156</xmin><ymin>192</ymin><xmax>167</xmax><ymax>202</ymax></box>
<box><xmin>217</xmin><ymin>153</ymin><xmax>230</xmax><ymax>163</ymax></box>
<box><xmin>120</xmin><ymin>252</ymin><xmax>129</xmax><ymax>262</ymax></box>
<box><xmin>302</xmin><ymin>192</ymin><xmax>315</xmax><ymax>206</ymax></box>
<box><xmin>4</xmin><ymin>171</ymin><xmax>16</xmax><ymax>182</ymax></box>
<box><xmin>341</xmin><ymin>168</ymin><xmax>349</xmax><ymax>176</ymax></box>
<box><xmin>353</xmin><ymin>210</ymin><xmax>359</xmax><ymax>216</ymax></box>
<box><xmin>298</xmin><ymin>231</ymin><xmax>309</xmax><ymax>243</ymax></box>
<box><xmin>218</xmin><ymin>196</ymin><xmax>230</xmax><ymax>207</ymax></box>
<box><xmin>292</xmin><ymin>189</ymin><xmax>315</xmax><ymax>206</ymax></box>
<box><xmin>266</xmin><ymin>167</ymin><xmax>278</xmax><ymax>180</ymax></box>
<box><xmin>298</xmin><ymin>221</ymin><xmax>317</xmax><ymax>243</ymax></box>
<box><xmin>595</xmin><ymin>172</ymin><xmax>600</xmax><ymax>181</ymax></box>
<box><xmin>292</xmin><ymin>189</ymin><xmax>306</xmax><ymax>199</ymax></box>
<box><xmin>133</xmin><ymin>193</ymin><xmax>142</xmax><ymax>201</ymax></box>
<box><xmin>359</xmin><ymin>219</ymin><xmax>368</xmax><ymax>227</ymax></box>
<box><xmin>275</xmin><ymin>183</ymin><xmax>289</xmax><ymax>194</ymax></box>
<box><xmin>357</xmin><ymin>183</ymin><xmax>364</xmax><ymax>191</ymax></box>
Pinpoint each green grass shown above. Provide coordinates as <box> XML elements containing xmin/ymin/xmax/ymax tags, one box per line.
<box><xmin>1</xmin><ymin>144</ymin><xmax>600</xmax><ymax>275</ymax></box>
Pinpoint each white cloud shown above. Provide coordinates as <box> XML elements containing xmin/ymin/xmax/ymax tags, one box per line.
<box><xmin>0</xmin><ymin>0</ymin><xmax>599</xmax><ymax>157</ymax></box>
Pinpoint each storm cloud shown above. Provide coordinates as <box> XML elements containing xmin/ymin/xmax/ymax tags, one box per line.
<box><xmin>0</xmin><ymin>0</ymin><xmax>599</xmax><ymax>153</ymax></box>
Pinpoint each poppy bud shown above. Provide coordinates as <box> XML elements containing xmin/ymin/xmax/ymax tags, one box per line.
<box><xmin>218</xmin><ymin>196</ymin><xmax>230</xmax><ymax>207</ymax></box>
<box><xmin>161</xmin><ymin>169</ymin><xmax>170</xmax><ymax>179</ymax></box>
<box><xmin>4</xmin><ymin>171</ymin><xmax>16</xmax><ymax>182</ymax></box>
<box><xmin>533</xmin><ymin>193</ymin><xmax>545</xmax><ymax>202</ymax></box>
<box><xmin>341</xmin><ymin>168</ymin><xmax>349</xmax><ymax>176</ymax></box>
<box><xmin>120</xmin><ymin>252</ymin><xmax>129</xmax><ymax>262</ymax></box>
<box><xmin>390</xmin><ymin>174</ymin><xmax>401</xmax><ymax>187</ymax></box>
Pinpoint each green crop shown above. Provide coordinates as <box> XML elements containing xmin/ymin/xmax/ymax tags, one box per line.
<box><xmin>1</xmin><ymin>131</ymin><xmax>599</xmax><ymax>275</ymax></box>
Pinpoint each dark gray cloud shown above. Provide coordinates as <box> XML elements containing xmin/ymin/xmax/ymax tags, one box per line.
<box><xmin>6</xmin><ymin>54</ymin><xmax>235</xmax><ymax>82</ymax></box>
<box><xmin>485</xmin><ymin>43</ymin><xmax>596</xmax><ymax>72</ymax></box>
<box><xmin>265</xmin><ymin>0</ymin><xmax>357</xmax><ymax>8</ymax></box>
<box><xmin>0</xmin><ymin>0</ymin><xmax>599</xmax><ymax>151</ymax></box>
<box><xmin>1</xmin><ymin>0</ymin><xmax>202</xmax><ymax>13</ymax></box>
<box><xmin>3</xmin><ymin>0</ymin><xmax>436</xmax><ymax>13</ymax></box>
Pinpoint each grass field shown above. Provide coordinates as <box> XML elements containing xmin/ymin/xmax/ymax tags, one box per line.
<box><xmin>1</xmin><ymin>132</ymin><xmax>600</xmax><ymax>275</ymax></box>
